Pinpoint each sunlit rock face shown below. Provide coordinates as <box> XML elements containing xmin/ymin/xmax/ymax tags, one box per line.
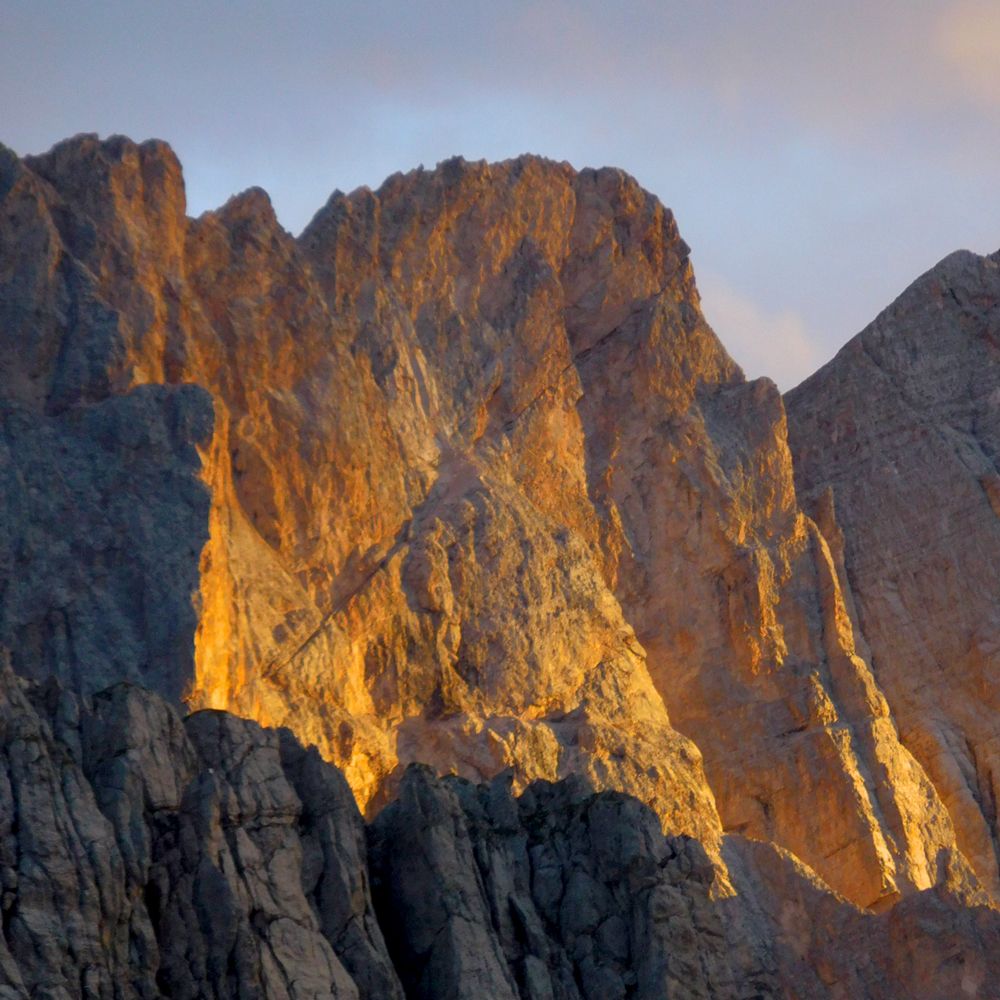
<box><xmin>0</xmin><ymin>134</ymin><xmax>976</xmax><ymax>911</ymax></box>
<box><xmin>786</xmin><ymin>248</ymin><xmax>1000</xmax><ymax>899</ymax></box>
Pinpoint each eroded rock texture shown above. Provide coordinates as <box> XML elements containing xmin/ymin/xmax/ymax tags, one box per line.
<box><xmin>0</xmin><ymin>134</ymin><xmax>974</xmax><ymax>918</ymax></box>
<box><xmin>0</xmin><ymin>383</ymin><xmax>212</xmax><ymax>702</ymax></box>
<box><xmin>370</xmin><ymin>765</ymin><xmax>1000</xmax><ymax>1000</ymax></box>
<box><xmin>0</xmin><ymin>662</ymin><xmax>401</xmax><ymax>1000</ymax></box>
<box><xmin>786</xmin><ymin>249</ymin><xmax>1000</xmax><ymax>901</ymax></box>
<box><xmin>369</xmin><ymin>766</ymin><xmax>737</xmax><ymax>1000</ymax></box>
<box><xmin>2</xmin><ymin>665</ymin><xmax>998</xmax><ymax>1000</ymax></box>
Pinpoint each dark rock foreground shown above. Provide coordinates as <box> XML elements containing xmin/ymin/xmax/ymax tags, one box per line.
<box><xmin>2</xmin><ymin>666</ymin><xmax>999</xmax><ymax>999</ymax></box>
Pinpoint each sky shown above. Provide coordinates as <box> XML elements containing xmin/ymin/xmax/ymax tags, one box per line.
<box><xmin>3</xmin><ymin>1</ymin><xmax>1000</xmax><ymax>389</ymax></box>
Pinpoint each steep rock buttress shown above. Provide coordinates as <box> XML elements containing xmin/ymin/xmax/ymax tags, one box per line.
<box><xmin>787</xmin><ymin>248</ymin><xmax>1000</xmax><ymax>899</ymax></box>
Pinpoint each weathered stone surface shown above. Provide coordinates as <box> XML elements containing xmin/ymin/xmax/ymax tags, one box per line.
<box><xmin>0</xmin><ymin>383</ymin><xmax>212</xmax><ymax>702</ymax></box>
<box><xmin>9</xmin><ymin>128</ymin><xmax>1000</xmax><ymax>1000</ymax></box>
<box><xmin>0</xmin><ymin>664</ymin><xmax>132</xmax><ymax>1000</ymax></box>
<box><xmin>0</xmin><ymin>137</ymin><xmax>716</xmax><ymax>850</ymax></box>
<box><xmin>4</xmin><ymin>663</ymin><xmax>1000</xmax><ymax>1000</ymax></box>
<box><xmin>369</xmin><ymin>764</ymin><xmax>739</xmax><ymax>1000</ymax></box>
<box><xmin>721</xmin><ymin>834</ymin><xmax>1000</xmax><ymax>1000</ymax></box>
<box><xmin>369</xmin><ymin>764</ymin><xmax>1000</xmax><ymax>1000</ymax></box>
<box><xmin>786</xmin><ymin>249</ymin><xmax>1000</xmax><ymax>900</ymax></box>
<box><xmin>0</xmin><ymin>663</ymin><xmax>402</xmax><ymax>999</ymax></box>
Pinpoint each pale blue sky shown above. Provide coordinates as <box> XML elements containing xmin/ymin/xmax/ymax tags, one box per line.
<box><xmin>4</xmin><ymin>1</ymin><xmax>1000</xmax><ymax>387</ymax></box>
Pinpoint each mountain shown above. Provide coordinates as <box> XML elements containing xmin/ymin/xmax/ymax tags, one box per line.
<box><xmin>0</xmin><ymin>133</ymin><xmax>998</xmax><ymax>997</ymax></box>
<box><xmin>786</xmin><ymin>248</ymin><xmax>1000</xmax><ymax>899</ymax></box>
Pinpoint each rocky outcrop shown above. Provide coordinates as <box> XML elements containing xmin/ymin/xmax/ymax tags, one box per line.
<box><xmin>370</xmin><ymin>764</ymin><xmax>1000</xmax><ymax>1000</ymax></box>
<box><xmin>369</xmin><ymin>766</ymin><xmax>737</xmax><ymax>1000</ymax></box>
<box><xmin>0</xmin><ymin>661</ymin><xmax>401</xmax><ymax>999</ymax></box>
<box><xmin>721</xmin><ymin>834</ymin><xmax>1000</xmax><ymax>999</ymax></box>
<box><xmin>0</xmin><ymin>383</ymin><xmax>212</xmax><ymax>702</ymax></box>
<box><xmin>298</xmin><ymin>161</ymin><xmax>971</xmax><ymax>907</ymax></box>
<box><xmin>2</xmin><ymin>664</ymin><xmax>998</xmax><ymax>1000</ymax></box>
<box><xmin>0</xmin><ymin>134</ymin><xmax>975</xmax><ymax>914</ymax></box>
<box><xmin>786</xmin><ymin>248</ymin><xmax>1000</xmax><ymax>900</ymax></box>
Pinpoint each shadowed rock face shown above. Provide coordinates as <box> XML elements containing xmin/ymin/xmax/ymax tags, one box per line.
<box><xmin>0</xmin><ymin>134</ymin><xmax>976</xmax><ymax>919</ymax></box>
<box><xmin>0</xmin><ymin>383</ymin><xmax>213</xmax><ymax>702</ymax></box>
<box><xmin>0</xmin><ymin>664</ymin><xmax>401</xmax><ymax>1000</ymax></box>
<box><xmin>2</xmin><ymin>667</ymin><xmax>998</xmax><ymax>1000</ymax></box>
<box><xmin>369</xmin><ymin>765</ymin><xmax>741</xmax><ymax>1000</ymax></box>
<box><xmin>786</xmin><ymin>249</ymin><xmax>1000</xmax><ymax>900</ymax></box>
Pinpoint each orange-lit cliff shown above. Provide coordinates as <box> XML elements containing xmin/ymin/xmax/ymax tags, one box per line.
<box><xmin>1</xmin><ymin>134</ymin><xmax>999</xmax><ymax>998</ymax></box>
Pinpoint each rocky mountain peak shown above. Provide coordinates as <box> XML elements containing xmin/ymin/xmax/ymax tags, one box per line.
<box><xmin>786</xmin><ymin>244</ymin><xmax>1000</xmax><ymax>900</ymax></box>
<box><xmin>3</xmin><ymin>134</ymin><xmax>1000</xmax><ymax>996</ymax></box>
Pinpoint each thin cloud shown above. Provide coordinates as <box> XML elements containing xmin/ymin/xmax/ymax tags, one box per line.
<box><xmin>937</xmin><ymin>1</ymin><xmax>1000</xmax><ymax>108</ymax></box>
<box><xmin>696</xmin><ymin>274</ymin><xmax>826</xmax><ymax>392</ymax></box>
